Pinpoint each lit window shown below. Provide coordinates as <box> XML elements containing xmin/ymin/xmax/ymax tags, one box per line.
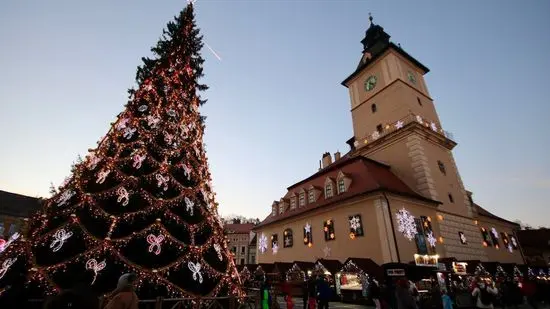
<box><xmin>437</xmin><ymin>160</ymin><xmax>446</xmax><ymax>175</ymax></box>
<box><xmin>290</xmin><ymin>198</ymin><xmax>296</xmax><ymax>210</ymax></box>
<box><xmin>303</xmin><ymin>223</ymin><xmax>313</xmax><ymax>246</ymax></box>
<box><xmin>308</xmin><ymin>191</ymin><xmax>315</xmax><ymax>203</ymax></box>
<box><xmin>480</xmin><ymin>227</ymin><xmax>492</xmax><ymax>247</ymax></box>
<box><xmin>338</xmin><ymin>179</ymin><xmax>346</xmax><ymax>194</ymax></box>
<box><xmin>371</xmin><ymin>103</ymin><xmax>377</xmax><ymax>113</ymax></box>
<box><xmin>324</xmin><ymin>219</ymin><xmax>335</xmax><ymax>241</ymax></box>
<box><xmin>271</xmin><ymin>234</ymin><xmax>278</xmax><ymax>248</ymax></box>
<box><xmin>325</xmin><ymin>183</ymin><xmax>333</xmax><ymax>198</ymax></box>
<box><xmin>283</xmin><ymin>229</ymin><xmax>293</xmax><ymax>248</ymax></box>
<box><xmin>299</xmin><ymin>192</ymin><xmax>305</xmax><ymax>207</ymax></box>
<box><xmin>349</xmin><ymin>215</ymin><xmax>364</xmax><ymax>238</ymax></box>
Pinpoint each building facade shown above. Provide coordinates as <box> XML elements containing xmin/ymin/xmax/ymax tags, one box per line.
<box><xmin>253</xmin><ymin>17</ymin><xmax>524</xmax><ymax>266</ymax></box>
<box><xmin>0</xmin><ymin>190</ymin><xmax>41</xmax><ymax>243</ymax></box>
<box><xmin>516</xmin><ymin>229</ymin><xmax>550</xmax><ymax>267</ymax></box>
<box><xmin>225</xmin><ymin>223</ymin><xmax>257</xmax><ymax>265</ymax></box>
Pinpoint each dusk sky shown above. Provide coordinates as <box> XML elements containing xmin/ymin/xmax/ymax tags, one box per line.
<box><xmin>0</xmin><ymin>1</ymin><xmax>548</xmax><ymax>227</ymax></box>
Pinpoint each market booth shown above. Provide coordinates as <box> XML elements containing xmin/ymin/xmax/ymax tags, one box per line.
<box><xmin>337</xmin><ymin>258</ymin><xmax>383</xmax><ymax>303</ymax></box>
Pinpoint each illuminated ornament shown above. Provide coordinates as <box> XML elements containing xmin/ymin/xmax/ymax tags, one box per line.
<box><xmin>96</xmin><ymin>169</ymin><xmax>110</xmax><ymax>184</ymax></box>
<box><xmin>85</xmin><ymin>259</ymin><xmax>106</xmax><ymax>285</ymax></box>
<box><xmin>183</xmin><ymin>164</ymin><xmax>192</xmax><ymax>179</ymax></box>
<box><xmin>459</xmin><ymin>232</ymin><xmax>467</xmax><ymax>244</ymax></box>
<box><xmin>284</xmin><ymin>236</ymin><xmax>292</xmax><ymax>247</ymax></box>
<box><xmin>323</xmin><ymin>246</ymin><xmax>331</xmax><ymax>258</ymax></box>
<box><xmin>0</xmin><ymin>258</ymin><xmax>17</xmax><ymax>280</ymax></box>
<box><xmin>185</xmin><ymin>197</ymin><xmax>195</xmax><ymax>215</ymax></box>
<box><xmin>167</xmin><ymin>109</ymin><xmax>177</xmax><ymax>117</ymax></box>
<box><xmin>395</xmin><ymin>120</ymin><xmax>404</xmax><ymax>129</ymax></box>
<box><xmin>132</xmin><ymin>153</ymin><xmax>146</xmax><ymax>169</ymax></box>
<box><xmin>430</xmin><ymin>122</ymin><xmax>438</xmax><ymax>132</ymax></box>
<box><xmin>491</xmin><ymin>228</ymin><xmax>499</xmax><ymax>239</ymax></box>
<box><xmin>147</xmin><ymin>234</ymin><xmax>165</xmax><ymax>255</ymax></box>
<box><xmin>50</xmin><ymin>229</ymin><xmax>73</xmax><ymax>252</ymax></box>
<box><xmin>117</xmin><ymin>187</ymin><xmax>130</xmax><ymax>206</ymax></box>
<box><xmin>371</xmin><ymin>131</ymin><xmax>380</xmax><ymax>140</ymax></box>
<box><xmin>508</xmin><ymin>244</ymin><xmax>513</xmax><ymax>253</ymax></box>
<box><xmin>416</xmin><ymin>115</ymin><xmax>423</xmax><ymax>124</ymax></box>
<box><xmin>0</xmin><ymin>233</ymin><xmax>20</xmax><ymax>253</ymax></box>
<box><xmin>138</xmin><ymin>105</ymin><xmax>148</xmax><ymax>112</ymax></box>
<box><xmin>304</xmin><ymin>223</ymin><xmax>311</xmax><ymax>234</ymax></box>
<box><xmin>123</xmin><ymin>127</ymin><xmax>136</xmax><ymax>139</ymax></box>
<box><xmin>349</xmin><ymin>216</ymin><xmax>361</xmax><ymax>232</ymax></box>
<box><xmin>396</xmin><ymin>208</ymin><xmax>418</xmax><ymax>241</ymax></box>
<box><xmin>115</xmin><ymin>117</ymin><xmax>130</xmax><ymax>130</ymax></box>
<box><xmin>213</xmin><ymin>243</ymin><xmax>223</xmax><ymax>261</ymax></box>
<box><xmin>57</xmin><ymin>190</ymin><xmax>75</xmax><ymax>207</ymax></box>
<box><xmin>156</xmin><ymin>174</ymin><xmax>170</xmax><ymax>191</ymax></box>
<box><xmin>426</xmin><ymin>232</ymin><xmax>437</xmax><ymax>248</ymax></box>
<box><xmin>86</xmin><ymin>153</ymin><xmax>101</xmax><ymax>170</ymax></box>
<box><xmin>146</xmin><ymin>115</ymin><xmax>160</xmax><ymax>129</ymax></box>
<box><xmin>258</xmin><ymin>233</ymin><xmax>268</xmax><ymax>254</ymax></box>
<box><xmin>188</xmin><ymin>262</ymin><xmax>203</xmax><ymax>284</ymax></box>
<box><xmin>272</xmin><ymin>243</ymin><xmax>279</xmax><ymax>255</ymax></box>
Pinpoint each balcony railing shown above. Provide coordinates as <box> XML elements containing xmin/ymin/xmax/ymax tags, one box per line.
<box><xmin>354</xmin><ymin>112</ymin><xmax>455</xmax><ymax>148</ymax></box>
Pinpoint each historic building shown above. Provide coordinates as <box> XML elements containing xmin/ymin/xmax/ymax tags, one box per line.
<box><xmin>253</xmin><ymin>16</ymin><xmax>524</xmax><ymax>266</ymax></box>
<box><xmin>516</xmin><ymin>229</ymin><xmax>550</xmax><ymax>267</ymax></box>
<box><xmin>0</xmin><ymin>190</ymin><xmax>41</xmax><ymax>241</ymax></box>
<box><xmin>225</xmin><ymin>223</ymin><xmax>257</xmax><ymax>265</ymax></box>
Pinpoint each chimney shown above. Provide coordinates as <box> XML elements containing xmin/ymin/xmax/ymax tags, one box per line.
<box><xmin>321</xmin><ymin>152</ymin><xmax>332</xmax><ymax>169</ymax></box>
<box><xmin>334</xmin><ymin>151</ymin><xmax>341</xmax><ymax>161</ymax></box>
<box><xmin>319</xmin><ymin>160</ymin><xmax>322</xmax><ymax>171</ymax></box>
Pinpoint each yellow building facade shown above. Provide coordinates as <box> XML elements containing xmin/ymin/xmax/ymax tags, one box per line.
<box><xmin>253</xmin><ymin>17</ymin><xmax>524</xmax><ymax>266</ymax></box>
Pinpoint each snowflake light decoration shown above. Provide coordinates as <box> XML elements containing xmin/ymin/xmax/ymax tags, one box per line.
<box><xmin>491</xmin><ymin>228</ymin><xmax>499</xmax><ymax>239</ymax></box>
<box><xmin>459</xmin><ymin>232</ymin><xmax>467</xmax><ymax>244</ymax></box>
<box><xmin>396</xmin><ymin>208</ymin><xmax>417</xmax><ymax>241</ymax></box>
<box><xmin>258</xmin><ymin>233</ymin><xmax>268</xmax><ymax>254</ymax></box>
<box><xmin>426</xmin><ymin>232</ymin><xmax>437</xmax><ymax>248</ymax></box>
<box><xmin>349</xmin><ymin>216</ymin><xmax>361</xmax><ymax>231</ymax></box>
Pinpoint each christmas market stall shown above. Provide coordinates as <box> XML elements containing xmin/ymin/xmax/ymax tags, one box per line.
<box><xmin>336</xmin><ymin>258</ymin><xmax>383</xmax><ymax>303</ymax></box>
<box><xmin>238</xmin><ymin>264</ymin><xmax>255</xmax><ymax>286</ymax></box>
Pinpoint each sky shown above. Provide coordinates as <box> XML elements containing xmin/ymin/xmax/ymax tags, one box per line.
<box><xmin>0</xmin><ymin>1</ymin><xmax>549</xmax><ymax>227</ymax></box>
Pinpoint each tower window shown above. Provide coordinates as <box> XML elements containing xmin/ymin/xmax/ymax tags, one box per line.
<box><xmin>448</xmin><ymin>193</ymin><xmax>454</xmax><ymax>203</ymax></box>
<box><xmin>417</xmin><ymin>97</ymin><xmax>422</xmax><ymax>106</ymax></box>
<box><xmin>371</xmin><ymin>103</ymin><xmax>377</xmax><ymax>113</ymax></box>
<box><xmin>376</xmin><ymin>124</ymin><xmax>383</xmax><ymax>133</ymax></box>
<box><xmin>437</xmin><ymin>160</ymin><xmax>447</xmax><ymax>175</ymax></box>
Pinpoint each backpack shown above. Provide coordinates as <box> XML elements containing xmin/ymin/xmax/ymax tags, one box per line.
<box><xmin>479</xmin><ymin>287</ymin><xmax>494</xmax><ymax>306</ymax></box>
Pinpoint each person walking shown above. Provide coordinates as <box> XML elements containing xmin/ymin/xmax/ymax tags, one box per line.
<box><xmin>103</xmin><ymin>273</ymin><xmax>139</xmax><ymax>309</ymax></box>
<box><xmin>472</xmin><ymin>280</ymin><xmax>498</xmax><ymax>309</ymax></box>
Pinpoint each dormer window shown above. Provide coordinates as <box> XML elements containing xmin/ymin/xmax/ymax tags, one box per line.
<box><xmin>290</xmin><ymin>198</ymin><xmax>297</xmax><ymax>210</ymax></box>
<box><xmin>325</xmin><ymin>183</ymin><xmax>333</xmax><ymax>198</ymax></box>
<box><xmin>308</xmin><ymin>190</ymin><xmax>315</xmax><ymax>203</ymax></box>
<box><xmin>272</xmin><ymin>205</ymin><xmax>276</xmax><ymax>217</ymax></box>
<box><xmin>278</xmin><ymin>203</ymin><xmax>284</xmax><ymax>214</ymax></box>
<box><xmin>338</xmin><ymin>179</ymin><xmax>346</xmax><ymax>194</ymax></box>
<box><xmin>299</xmin><ymin>192</ymin><xmax>306</xmax><ymax>207</ymax></box>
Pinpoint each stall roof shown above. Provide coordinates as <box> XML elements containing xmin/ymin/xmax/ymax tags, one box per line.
<box><xmin>294</xmin><ymin>261</ymin><xmax>316</xmax><ymax>272</ymax></box>
<box><xmin>316</xmin><ymin>259</ymin><xmax>343</xmax><ymax>275</ymax></box>
<box><xmin>343</xmin><ymin>258</ymin><xmax>384</xmax><ymax>280</ymax></box>
<box><xmin>274</xmin><ymin>262</ymin><xmax>294</xmax><ymax>275</ymax></box>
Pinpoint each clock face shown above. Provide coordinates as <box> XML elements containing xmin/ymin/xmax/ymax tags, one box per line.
<box><xmin>407</xmin><ymin>71</ymin><xmax>416</xmax><ymax>84</ymax></box>
<box><xmin>364</xmin><ymin>75</ymin><xmax>377</xmax><ymax>92</ymax></box>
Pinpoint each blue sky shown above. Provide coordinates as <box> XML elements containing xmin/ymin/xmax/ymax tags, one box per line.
<box><xmin>0</xmin><ymin>1</ymin><xmax>548</xmax><ymax>227</ymax></box>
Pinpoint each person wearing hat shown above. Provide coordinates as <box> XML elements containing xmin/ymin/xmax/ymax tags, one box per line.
<box><xmin>103</xmin><ymin>273</ymin><xmax>139</xmax><ymax>309</ymax></box>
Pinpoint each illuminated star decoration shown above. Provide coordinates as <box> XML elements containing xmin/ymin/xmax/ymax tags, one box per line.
<box><xmin>304</xmin><ymin>223</ymin><xmax>311</xmax><ymax>234</ymax></box>
<box><xmin>396</xmin><ymin>208</ymin><xmax>418</xmax><ymax>241</ymax></box>
<box><xmin>284</xmin><ymin>237</ymin><xmax>292</xmax><ymax>247</ymax></box>
<box><xmin>426</xmin><ymin>232</ymin><xmax>437</xmax><ymax>248</ymax></box>
<box><xmin>395</xmin><ymin>120</ymin><xmax>404</xmax><ymax>129</ymax></box>
<box><xmin>258</xmin><ymin>233</ymin><xmax>268</xmax><ymax>254</ymax></box>
<box><xmin>491</xmin><ymin>228</ymin><xmax>499</xmax><ymax>239</ymax></box>
<box><xmin>323</xmin><ymin>246</ymin><xmax>331</xmax><ymax>258</ymax></box>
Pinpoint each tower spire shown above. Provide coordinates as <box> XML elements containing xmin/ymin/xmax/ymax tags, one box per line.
<box><xmin>368</xmin><ymin>12</ymin><xmax>374</xmax><ymax>25</ymax></box>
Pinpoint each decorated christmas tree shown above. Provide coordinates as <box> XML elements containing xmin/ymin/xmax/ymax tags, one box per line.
<box><xmin>0</xmin><ymin>2</ymin><xmax>244</xmax><ymax>303</ymax></box>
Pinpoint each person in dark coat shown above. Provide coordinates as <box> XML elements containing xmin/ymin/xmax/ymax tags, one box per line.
<box><xmin>43</xmin><ymin>271</ymin><xmax>99</xmax><ymax>309</ymax></box>
<box><xmin>317</xmin><ymin>277</ymin><xmax>332</xmax><ymax>309</ymax></box>
<box><xmin>395</xmin><ymin>279</ymin><xmax>417</xmax><ymax>309</ymax></box>
<box><xmin>369</xmin><ymin>278</ymin><xmax>382</xmax><ymax>309</ymax></box>
<box><xmin>301</xmin><ymin>281</ymin><xmax>308</xmax><ymax>309</ymax></box>
<box><xmin>307</xmin><ymin>276</ymin><xmax>317</xmax><ymax>309</ymax></box>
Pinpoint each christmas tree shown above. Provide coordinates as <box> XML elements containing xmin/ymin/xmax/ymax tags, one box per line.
<box><xmin>0</xmin><ymin>2</ymin><xmax>244</xmax><ymax>303</ymax></box>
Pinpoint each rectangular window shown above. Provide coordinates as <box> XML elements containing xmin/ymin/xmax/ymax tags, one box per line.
<box><xmin>308</xmin><ymin>191</ymin><xmax>315</xmax><ymax>203</ymax></box>
<box><xmin>338</xmin><ymin>179</ymin><xmax>346</xmax><ymax>194</ymax></box>
<box><xmin>271</xmin><ymin>234</ymin><xmax>278</xmax><ymax>249</ymax></box>
<box><xmin>240</xmin><ymin>258</ymin><xmax>245</xmax><ymax>265</ymax></box>
<box><xmin>241</xmin><ymin>246</ymin><xmax>245</xmax><ymax>253</ymax></box>
<box><xmin>325</xmin><ymin>184</ymin><xmax>333</xmax><ymax>198</ymax></box>
<box><xmin>272</xmin><ymin>206</ymin><xmax>276</xmax><ymax>217</ymax></box>
<box><xmin>415</xmin><ymin>218</ymin><xmax>429</xmax><ymax>255</ymax></box>
<box><xmin>510</xmin><ymin>236</ymin><xmax>519</xmax><ymax>249</ymax></box>
<box><xmin>448</xmin><ymin>193</ymin><xmax>454</xmax><ymax>203</ymax></box>
<box><xmin>284</xmin><ymin>229</ymin><xmax>293</xmax><ymax>248</ymax></box>
<box><xmin>348</xmin><ymin>215</ymin><xmax>364</xmax><ymax>237</ymax></box>
<box><xmin>489</xmin><ymin>228</ymin><xmax>500</xmax><ymax>249</ymax></box>
<box><xmin>480</xmin><ymin>227</ymin><xmax>492</xmax><ymax>247</ymax></box>
<box><xmin>290</xmin><ymin>198</ymin><xmax>297</xmax><ymax>209</ymax></box>
<box><xmin>323</xmin><ymin>219</ymin><xmax>335</xmax><ymax>241</ymax></box>
<box><xmin>279</xmin><ymin>204</ymin><xmax>284</xmax><ymax>214</ymax></box>
<box><xmin>303</xmin><ymin>225</ymin><xmax>313</xmax><ymax>245</ymax></box>
<box><xmin>299</xmin><ymin>193</ymin><xmax>305</xmax><ymax>206</ymax></box>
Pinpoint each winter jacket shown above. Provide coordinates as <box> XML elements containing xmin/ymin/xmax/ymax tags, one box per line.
<box><xmin>103</xmin><ymin>287</ymin><xmax>138</xmax><ymax>309</ymax></box>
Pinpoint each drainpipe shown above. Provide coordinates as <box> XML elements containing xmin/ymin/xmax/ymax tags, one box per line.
<box><xmin>383</xmin><ymin>192</ymin><xmax>401</xmax><ymax>263</ymax></box>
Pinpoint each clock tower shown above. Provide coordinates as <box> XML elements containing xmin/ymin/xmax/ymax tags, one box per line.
<box><xmin>342</xmin><ymin>15</ymin><xmax>488</xmax><ymax>261</ymax></box>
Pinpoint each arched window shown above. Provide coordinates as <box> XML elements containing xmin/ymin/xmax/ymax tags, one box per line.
<box><xmin>371</xmin><ymin>103</ymin><xmax>377</xmax><ymax>113</ymax></box>
<box><xmin>283</xmin><ymin>229</ymin><xmax>293</xmax><ymax>248</ymax></box>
